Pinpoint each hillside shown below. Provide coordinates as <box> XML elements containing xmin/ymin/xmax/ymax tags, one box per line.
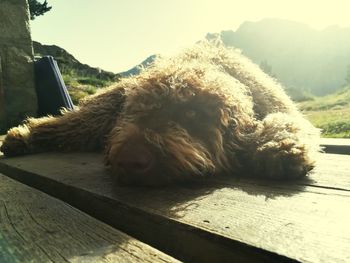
<box><xmin>33</xmin><ymin>41</ymin><xmax>120</xmax><ymax>104</ymax></box>
<box><xmin>207</xmin><ymin>18</ymin><xmax>350</xmax><ymax>96</ymax></box>
<box><xmin>299</xmin><ymin>86</ymin><xmax>350</xmax><ymax>138</ymax></box>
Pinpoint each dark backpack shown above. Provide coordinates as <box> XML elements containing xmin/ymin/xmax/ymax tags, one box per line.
<box><xmin>34</xmin><ymin>56</ymin><xmax>74</xmax><ymax>116</ymax></box>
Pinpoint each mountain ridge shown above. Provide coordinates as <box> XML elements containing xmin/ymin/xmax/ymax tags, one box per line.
<box><xmin>208</xmin><ymin>18</ymin><xmax>350</xmax><ymax>96</ymax></box>
<box><xmin>33</xmin><ymin>41</ymin><xmax>119</xmax><ymax>81</ymax></box>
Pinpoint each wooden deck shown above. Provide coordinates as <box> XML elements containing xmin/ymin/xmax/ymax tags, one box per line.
<box><xmin>0</xmin><ymin>174</ymin><xmax>178</xmax><ymax>263</ymax></box>
<box><xmin>0</xmin><ymin>137</ymin><xmax>349</xmax><ymax>262</ymax></box>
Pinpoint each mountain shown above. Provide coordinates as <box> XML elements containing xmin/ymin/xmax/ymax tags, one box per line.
<box><xmin>119</xmin><ymin>55</ymin><xmax>157</xmax><ymax>77</ymax></box>
<box><xmin>33</xmin><ymin>41</ymin><xmax>119</xmax><ymax>81</ymax></box>
<box><xmin>207</xmin><ymin>18</ymin><xmax>350</xmax><ymax>96</ymax></box>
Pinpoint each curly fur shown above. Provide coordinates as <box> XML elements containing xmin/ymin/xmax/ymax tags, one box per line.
<box><xmin>0</xmin><ymin>41</ymin><xmax>320</xmax><ymax>186</ymax></box>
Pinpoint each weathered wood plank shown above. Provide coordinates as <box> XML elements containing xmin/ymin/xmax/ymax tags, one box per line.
<box><xmin>321</xmin><ymin>138</ymin><xmax>350</xmax><ymax>155</ymax></box>
<box><xmin>307</xmin><ymin>153</ymin><xmax>350</xmax><ymax>190</ymax></box>
<box><xmin>219</xmin><ymin>152</ymin><xmax>350</xmax><ymax>191</ymax></box>
<box><xmin>1</xmin><ymin>135</ymin><xmax>349</xmax><ymax>154</ymax></box>
<box><xmin>321</xmin><ymin>138</ymin><xmax>350</xmax><ymax>146</ymax></box>
<box><xmin>0</xmin><ymin>152</ymin><xmax>349</xmax><ymax>263</ymax></box>
<box><xmin>0</xmin><ymin>173</ymin><xmax>179</xmax><ymax>263</ymax></box>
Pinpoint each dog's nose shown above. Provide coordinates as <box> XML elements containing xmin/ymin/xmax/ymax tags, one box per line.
<box><xmin>116</xmin><ymin>144</ymin><xmax>154</xmax><ymax>174</ymax></box>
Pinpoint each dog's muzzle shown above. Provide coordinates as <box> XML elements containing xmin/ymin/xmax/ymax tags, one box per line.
<box><xmin>112</xmin><ymin>141</ymin><xmax>173</xmax><ymax>186</ymax></box>
<box><xmin>116</xmin><ymin>143</ymin><xmax>154</xmax><ymax>175</ymax></box>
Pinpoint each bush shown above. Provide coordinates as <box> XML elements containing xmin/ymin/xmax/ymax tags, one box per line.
<box><xmin>318</xmin><ymin>121</ymin><xmax>350</xmax><ymax>138</ymax></box>
<box><xmin>85</xmin><ymin>86</ymin><xmax>97</xmax><ymax>95</ymax></box>
<box><xmin>77</xmin><ymin>77</ymin><xmax>110</xmax><ymax>87</ymax></box>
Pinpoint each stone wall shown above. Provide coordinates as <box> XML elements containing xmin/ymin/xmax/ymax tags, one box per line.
<box><xmin>0</xmin><ymin>0</ymin><xmax>37</xmax><ymax>134</ymax></box>
<box><xmin>0</xmin><ymin>57</ymin><xmax>6</xmax><ymax>132</ymax></box>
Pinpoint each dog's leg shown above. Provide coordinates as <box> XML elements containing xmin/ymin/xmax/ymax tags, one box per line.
<box><xmin>1</xmin><ymin>87</ymin><xmax>125</xmax><ymax>157</ymax></box>
<box><xmin>248</xmin><ymin>112</ymin><xmax>320</xmax><ymax>179</ymax></box>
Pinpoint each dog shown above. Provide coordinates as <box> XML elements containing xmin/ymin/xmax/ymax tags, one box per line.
<box><xmin>0</xmin><ymin>41</ymin><xmax>320</xmax><ymax>186</ymax></box>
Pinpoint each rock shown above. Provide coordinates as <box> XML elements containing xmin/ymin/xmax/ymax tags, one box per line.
<box><xmin>0</xmin><ymin>0</ymin><xmax>37</xmax><ymax>134</ymax></box>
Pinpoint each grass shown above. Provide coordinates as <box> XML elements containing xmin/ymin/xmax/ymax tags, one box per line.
<box><xmin>299</xmin><ymin>86</ymin><xmax>350</xmax><ymax>138</ymax></box>
<box><xmin>62</xmin><ymin>73</ymin><xmax>112</xmax><ymax>105</ymax></box>
<box><xmin>302</xmin><ymin>108</ymin><xmax>350</xmax><ymax>138</ymax></box>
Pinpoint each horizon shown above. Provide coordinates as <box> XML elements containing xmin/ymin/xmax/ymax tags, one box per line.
<box><xmin>31</xmin><ymin>0</ymin><xmax>350</xmax><ymax>73</ymax></box>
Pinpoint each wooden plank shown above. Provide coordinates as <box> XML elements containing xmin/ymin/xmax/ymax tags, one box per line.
<box><xmin>0</xmin><ymin>173</ymin><xmax>179</xmax><ymax>263</ymax></box>
<box><xmin>306</xmin><ymin>153</ymin><xmax>350</xmax><ymax>190</ymax></box>
<box><xmin>214</xmin><ymin>152</ymin><xmax>350</xmax><ymax>192</ymax></box>
<box><xmin>321</xmin><ymin>138</ymin><xmax>350</xmax><ymax>154</ymax></box>
<box><xmin>1</xmin><ymin>135</ymin><xmax>349</xmax><ymax>155</ymax></box>
<box><xmin>0</xmin><ymin>153</ymin><xmax>349</xmax><ymax>263</ymax></box>
<box><xmin>321</xmin><ymin>138</ymin><xmax>350</xmax><ymax>146</ymax></box>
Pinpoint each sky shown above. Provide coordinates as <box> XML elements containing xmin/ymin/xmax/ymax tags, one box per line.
<box><xmin>31</xmin><ymin>0</ymin><xmax>350</xmax><ymax>73</ymax></box>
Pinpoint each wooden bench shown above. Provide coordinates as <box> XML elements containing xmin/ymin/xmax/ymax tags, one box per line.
<box><xmin>0</xmin><ymin>137</ymin><xmax>349</xmax><ymax>262</ymax></box>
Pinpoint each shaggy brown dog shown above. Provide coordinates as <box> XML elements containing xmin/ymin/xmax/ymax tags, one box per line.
<box><xmin>0</xmin><ymin>42</ymin><xmax>320</xmax><ymax>186</ymax></box>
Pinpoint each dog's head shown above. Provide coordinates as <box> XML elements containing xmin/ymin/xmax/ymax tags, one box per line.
<box><xmin>106</xmin><ymin>61</ymin><xmax>255</xmax><ymax>186</ymax></box>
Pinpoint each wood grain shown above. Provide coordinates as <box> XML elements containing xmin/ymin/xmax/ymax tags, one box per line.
<box><xmin>0</xmin><ymin>152</ymin><xmax>349</xmax><ymax>263</ymax></box>
<box><xmin>0</xmin><ymin>173</ymin><xmax>179</xmax><ymax>263</ymax></box>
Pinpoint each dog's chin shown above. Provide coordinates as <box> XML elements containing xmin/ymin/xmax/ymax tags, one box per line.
<box><xmin>111</xmin><ymin>165</ymin><xmax>173</xmax><ymax>186</ymax></box>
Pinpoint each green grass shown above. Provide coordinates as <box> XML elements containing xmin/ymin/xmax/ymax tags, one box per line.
<box><xmin>299</xmin><ymin>86</ymin><xmax>350</xmax><ymax>138</ymax></box>
<box><xmin>62</xmin><ymin>73</ymin><xmax>111</xmax><ymax>105</ymax></box>
<box><xmin>302</xmin><ymin>108</ymin><xmax>350</xmax><ymax>138</ymax></box>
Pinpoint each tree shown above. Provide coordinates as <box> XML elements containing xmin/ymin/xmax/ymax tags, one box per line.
<box><xmin>28</xmin><ymin>0</ymin><xmax>52</xmax><ymax>20</ymax></box>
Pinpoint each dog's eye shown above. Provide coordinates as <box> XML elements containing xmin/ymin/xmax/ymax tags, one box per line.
<box><xmin>185</xmin><ymin>110</ymin><xmax>196</xmax><ymax>119</ymax></box>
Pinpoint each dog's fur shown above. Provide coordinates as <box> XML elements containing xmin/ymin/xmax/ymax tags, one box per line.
<box><xmin>0</xmin><ymin>42</ymin><xmax>320</xmax><ymax>185</ymax></box>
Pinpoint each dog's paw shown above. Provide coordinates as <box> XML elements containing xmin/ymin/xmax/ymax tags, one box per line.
<box><xmin>254</xmin><ymin>138</ymin><xmax>314</xmax><ymax>180</ymax></box>
<box><xmin>0</xmin><ymin>126</ymin><xmax>31</xmax><ymax>157</ymax></box>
